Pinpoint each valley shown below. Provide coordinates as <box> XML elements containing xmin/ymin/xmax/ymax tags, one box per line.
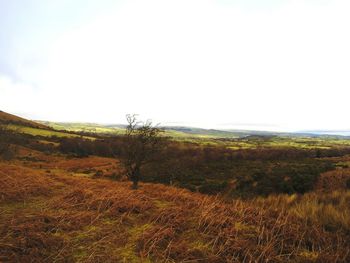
<box><xmin>1</xmin><ymin>111</ymin><xmax>350</xmax><ymax>262</ymax></box>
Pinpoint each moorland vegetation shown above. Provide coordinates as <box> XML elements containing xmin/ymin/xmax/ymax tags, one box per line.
<box><xmin>1</xmin><ymin>111</ymin><xmax>350</xmax><ymax>262</ymax></box>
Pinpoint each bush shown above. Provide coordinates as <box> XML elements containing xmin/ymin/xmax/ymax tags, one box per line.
<box><xmin>0</xmin><ymin>125</ymin><xmax>15</xmax><ymax>160</ymax></box>
<box><xmin>58</xmin><ymin>137</ymin><xmax>118</xmax><ymax>157</ymax></box>
<box><xmin>198</xmin><ymin>181</ymin><xmax>228</xmax><ymax>194</ymax></box>
<box><xmin>346</xmin><ymin>178</ymin><xmax>350</xmax><ymax>189</ymax></box>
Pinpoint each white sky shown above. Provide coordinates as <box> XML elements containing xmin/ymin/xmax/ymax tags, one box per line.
<box><xmin>0</xmin><ymin>0</ymin><xmax>349</xmax><ymax>131</ymax></box>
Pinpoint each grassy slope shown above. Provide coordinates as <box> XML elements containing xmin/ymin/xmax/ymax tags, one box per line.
<box><xmin>39</xmin><ymin>121</ymin><xmax>125</xmax><ymax>135</ymax></box>
<box><xmin>6</xmin><ymin>124</ymin><xmax>86</xmax><ymax>138</ymax></box>
<box><xmin>1</xmin><ymin>149</ymin><xmax>349</xmax><ymax>262</ymax></box>
<box><xmin>0</xmin><ymin>111</ymin><xmax>94</xmax><ymax>139</ymax></box>
<box><xmin>1</xmin><ymin>112</ymin><xmax>350</xmax><ymax>262</ymax></box>
<box><xmin>0</xmin><ymin>111</ymin><xmax>48</xmax><ymax>129</ymax></box>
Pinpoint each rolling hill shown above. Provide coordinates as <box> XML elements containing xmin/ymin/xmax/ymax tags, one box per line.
<box><xmin>37</xmin><ymin>121</ymin><xmax>287</xmax><ymax>138</ymax></box>
<box><xmin>1</xmin><ymin>110</ymin><xmax>347</xmax><ymax>139</ymax></box>
<box><xmin>0</xmin><ymin>111</ymin><xmax>93</xmax><ymax>139</ymax></box>
<box><xmin>37</xmin><ymin>120</ymin><xmax>350</xmax><ymax>139</ymax></box>
<box><xmin>0</xmin><ymin>110</ymin><xmax>49</xmax><ymax>129</ymax></box>
<box><xmin>1</xmin><ymin>110</ymin><xmax>350</xmax><ymax>262</ymax></box>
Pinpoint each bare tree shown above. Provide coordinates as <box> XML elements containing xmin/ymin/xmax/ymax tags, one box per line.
<box><xmin>122</xmin><ymin>114</ymin><xmax>165</xmax><ymax>189</ymax></box>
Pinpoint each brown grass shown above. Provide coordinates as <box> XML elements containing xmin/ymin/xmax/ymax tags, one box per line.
<box><xmin>316</xmin><ymin>168</ymin><xmax>350</xmax><ymax>192</ymax></box>
<box><xmin>1</xmin><ymin>150</ymin><xmax>350</xmax><ymax>262</ymax></box>
<box><xmin>0</xmin><ymin>163</ymin><xmax>57</xmax><ymax>202</ymax></box>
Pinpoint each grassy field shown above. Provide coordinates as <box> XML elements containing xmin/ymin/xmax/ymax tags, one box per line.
<box><xmin>0</xmin><ymin>111</ymin><xmax>48</xmax><ymax>129</ymax></box>
<box><xmin>5</xmin><ymin>124</ymin><xmax>95</xmax><ymax>140</ymax></box>
<box><xmin>39</xmin><ymin>122</ymin><xmax>126</xmax><ymax>135</ymax></box>
<box><xmin>1</xmin><ymin>149</ymin><xmax>349</xmax><ymax>262</ymax></box>
<box><xmin>1</xmin><ymin>112</ymin><xmax>350</xmax><ymax>262</ymax></box>
<box><xmin>193</xmin><ymin>136</ymin><xmax>350</xmax><ymax>150</ymax></box>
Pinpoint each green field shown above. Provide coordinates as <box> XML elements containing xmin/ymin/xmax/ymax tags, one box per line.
<box><xmin>38</xmin><ymin>121</ymin><xmax>350</xmax><ymax>150</ymax></box>
<box><xmin>39</xmin><ymin>121</ymin><xmax>243</xmax><ymax>139</ymax></box>
<box><xmin>39</xmin><ymin>122</ymin><xmax>125</xmax><ymax>135</ymax></box>
<box><xmin>6</xmin><ymin>124</ymin><xmax>94</xmax><ymax>139</ymax></box>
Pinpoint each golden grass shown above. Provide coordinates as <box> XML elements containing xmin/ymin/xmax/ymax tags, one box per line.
<box><xmin>316</xmin><ymin>168</ymin><xmax>350</xmax><ymax>192</ymax></box>
<box><xmin>0</xmin><ymin>163</ymin><xmax>57</xmax><ymax>202</ymax></box>
<box><xmin>254</xmin><ymin>191</ymin><xmax>350</xmax><ymax>231</ymax></box>
<box><xmin>0</xmin><ymin>151</ymin><xmax>349</xmax><ymax>262</ymax></box>
<box><xmin>14</xmin><ymin>146</ymin><xmax>120</xmax><ymax>176</ymax></box>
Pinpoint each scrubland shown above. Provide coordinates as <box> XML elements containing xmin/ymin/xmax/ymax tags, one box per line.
<box><xmin>1</xmin><ymin>149</ymin><xmax>350</xmax><ymax>262</ymax></box>
<box><xmin>1</xmin><ymin>113</ymin><xmax>350</xmax><ymax>262</ymax></box>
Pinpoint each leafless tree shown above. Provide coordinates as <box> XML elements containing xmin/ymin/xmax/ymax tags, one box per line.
<box><xmin>122</xmin><ymin>114</ymin><xmax>165</xmax><ymax>189</ymax></box>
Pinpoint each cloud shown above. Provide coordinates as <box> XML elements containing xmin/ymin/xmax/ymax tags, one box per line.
<box><xmin>1</xmin><ymin>0</ymin><xmax>350</xmax><ymax>130</ymax></box>
<box><xmin>0</xmin><ymin>75</ymin><xmax>39</xmax><ymax>118</ymax></box>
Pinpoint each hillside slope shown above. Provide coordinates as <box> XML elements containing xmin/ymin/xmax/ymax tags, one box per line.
<box><xmin>0</xmin><ymin>111</ymin><xmax>94</xmax><ymax>139</ymax></box>
<box><xmin>1</xmin><ymin>148</ymin><xmax>349</xmax><ymax>262</ymax></box>
<box><xmin>0</xmin><ymin>110</ymin><xmax>48</xmax><ymax>129</ymax></box>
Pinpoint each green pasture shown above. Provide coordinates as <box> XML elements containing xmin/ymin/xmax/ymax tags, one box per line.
<box><xmin>6</xmin><ymin>124</ymin><xmax>94</xmax><ymax>139</ymax></box>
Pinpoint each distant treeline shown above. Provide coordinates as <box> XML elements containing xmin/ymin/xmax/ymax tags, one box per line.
<box><xmin>58</xmin><ymin>136</ymin><xmax>350</xmax><ymax>160</ymax></box>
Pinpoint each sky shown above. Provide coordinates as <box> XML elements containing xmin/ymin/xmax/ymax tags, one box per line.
<box><xmin>0</xmin><ymin>0</ymin><xmax>349</xmax><ymax>132</ymax></box>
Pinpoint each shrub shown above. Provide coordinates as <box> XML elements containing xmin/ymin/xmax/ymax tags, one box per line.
<box><xmin>0</xmin><ymin>125</ymin><xmax>15</xmax><ymax>160</ymax></box>
<box><xmin>346</xmin><ymin>178</ymin><xmax>350</xmax><ymax>189</ymax></box>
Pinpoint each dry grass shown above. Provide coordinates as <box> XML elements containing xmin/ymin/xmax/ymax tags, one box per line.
<box><xmin>1</xmin><ymin>150</ymin><xmax>350</xmax><ymax>262</ymax></box>
<box><xmin>316</xmin><ymin>168</ymin><xmax>350</xmax><ymax>192</ymax></box>
<box><xmin>0</xmin><ymin>163</ymin><xmax>57</xmax><ymax>202</ymax></box>
<box><xmin>290</xmin><ymin>191</ymin><xmax>350</xmax><ymax>232</ymax></box>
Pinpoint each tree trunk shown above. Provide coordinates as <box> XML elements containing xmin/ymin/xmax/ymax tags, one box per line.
<box><xmin>131</xmin><ymin>180</ymin><xmax>138</xmax><ymax>189</ymax></box>
<box><xmin>130</xmin><ymin>166</ymin><xmax>140</xmax><ymax>190</ymax></box>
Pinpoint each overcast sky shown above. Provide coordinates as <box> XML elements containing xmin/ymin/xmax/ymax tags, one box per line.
<box><xmin>0</xmin><ymin>0</ymin><xmax>349</xmax><ymax>131</ymax></box>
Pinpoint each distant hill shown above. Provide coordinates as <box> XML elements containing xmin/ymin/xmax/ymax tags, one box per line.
<box><xmin>298</xmin><ymin>130</ymin><xmax>350</xmax><ymax>137</ymax></box>
<box><xmin>0</xmin><ymin>111</ymin><xmax>94</xmax><ymax>139</ymax></box>
<box><xmin>38</xmin><ymin>121</ymin><xmax>125</xmax><ymax>135</ymax></box>
<box><xmin>38</xmin><ymin>122</ymin><xmax>253</xmax><ymax>138</ymax></box>
<box><xmin>0</xmin><ymin>110</ymin><xmax>49</xmax><ymax>129</ymax></box>
<box><xmin>161</xmin><ymin>126</ymin><xmax>246</xmax><ymax>138</ymax></box>
<box><xmin>37</xmin><ymin>120</ymin><xmax>350</xmax><ymax>139</ymax></box>
<box><xmin>3</xmin><ymin>110</ymin><xmax>349</xmax><ymax>139</ymax></box>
